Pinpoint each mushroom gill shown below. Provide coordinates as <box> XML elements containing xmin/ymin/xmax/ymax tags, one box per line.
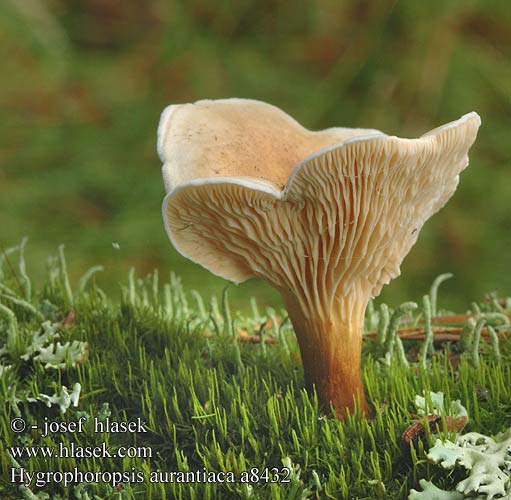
<box><xmin>159</xmin><ymin>98</ymin><xmax>481</xmax><ymax>419</ymax></box>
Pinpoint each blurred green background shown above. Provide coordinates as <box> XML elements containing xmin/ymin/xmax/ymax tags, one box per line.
<box><xmin>1</xmin><ymin>0</ymin><xmax>510</xmax><ymax>313</ymax></box>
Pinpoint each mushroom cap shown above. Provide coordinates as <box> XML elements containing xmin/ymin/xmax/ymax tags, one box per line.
<box><xmin>158</xmin><ymin>98</ymin><xmax>384</xmax><ymax>192</ymax></box>
<box><xmin>160</xmin><ymin>99</ymin><xmax>480</xmax><ymax>309</ymax></box>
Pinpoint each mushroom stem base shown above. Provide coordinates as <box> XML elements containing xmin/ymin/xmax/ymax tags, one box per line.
<box><xmin>283</xmin><ymin>293</ymin><xmax>370</xmax><ymax>420</ymax></box>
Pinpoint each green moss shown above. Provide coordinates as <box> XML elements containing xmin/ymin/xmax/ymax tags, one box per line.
<box><xmin>1</xmin><ymin>250</ymin><xmax>510</xmax><ymax>499</ymax></box>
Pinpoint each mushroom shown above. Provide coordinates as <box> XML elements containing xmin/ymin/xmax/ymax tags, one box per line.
<box><xmin>158</xmin><ymin>98</ymin><xmax>481</xmax><ymax>419</ymax></box>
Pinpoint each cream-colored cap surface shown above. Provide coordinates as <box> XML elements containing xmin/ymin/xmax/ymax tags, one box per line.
<box><xmin>158</xmin><ymin>98</ymin><xmax>384</xmax><ymax>192</ymax></box>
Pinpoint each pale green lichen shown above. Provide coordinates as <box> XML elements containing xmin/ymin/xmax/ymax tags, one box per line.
<box><xmin>8</xmin><ymin>319</ymin><xmax>88</xmax><ymax>370</ymax></box>
<box><xmin>410</xmin><ymin>427</ymin><xmax>511</xmax><ymax>499</ymax></box>
<box><xmin>1</xmin><ymin>243</ymin><xmax>87</xmax><ymax>415</ymax></box>
<box><xmin>19</xmin><ymin>321</ymin><xmax>60</xmax><ymax>361</ymax></box>
<box><xmin>379</xmin><ymin>301</ymin><xmax>418</xmax><ymax>367</ymax></box>
<box><xmin>409</xmin><ymin>479</ymin><xmax>463</xmax><ymax>500</ymax></box>
<box><xmin>34</xmin><ymin>340</ymin><xmax>88</xmax><ymax>369</ymax></box>
<box><xmin>415</xmin><ymin>391</ymin><xmax>468</xmax><ymax>420</ymax></box>
<box><xmin>31</xmin><ymin>382</ymin><xmax>82</xmax><ymax>414</ymax></box>
<box><xmin>0</xmin><ymin>363</ymin><xmax>11</xmax><ymax>376</ymax></box>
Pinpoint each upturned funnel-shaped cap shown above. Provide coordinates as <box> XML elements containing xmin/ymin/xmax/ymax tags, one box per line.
<box><xmin>160</xmin><ymin>99</ymin><xmax>480</xmax><ymax>309</ymax></box>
